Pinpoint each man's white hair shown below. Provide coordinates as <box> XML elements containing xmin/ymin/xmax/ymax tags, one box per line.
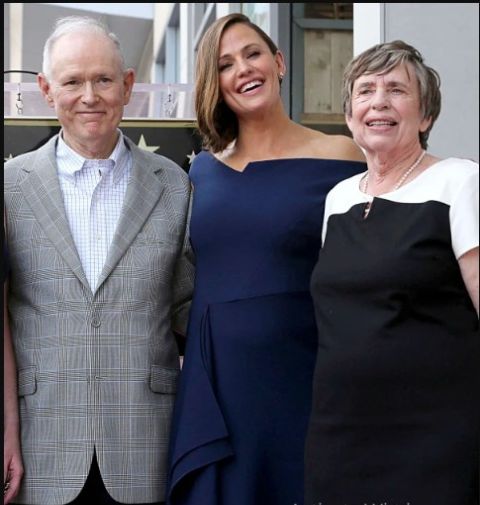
<box><xmin>42</xmin><ymin>16</ymin><xmax>126</xmax><ymax>80</ymax></box>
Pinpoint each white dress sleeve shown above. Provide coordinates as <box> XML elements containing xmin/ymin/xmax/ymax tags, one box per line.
<box><xmin>321</xmin><ymin>191</ymin><xmax>333</xmax><ymax>246</ymax></box>
<box><xmin>450</xmin><ymin>164</ymin><xmax>479</xmax><ymax>259</ymax></box>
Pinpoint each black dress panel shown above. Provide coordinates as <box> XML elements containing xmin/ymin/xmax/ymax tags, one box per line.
<box><xmin>305</xmin><ymin>159</ymin><xmax>479</xmax><ymax>505</ymax></box>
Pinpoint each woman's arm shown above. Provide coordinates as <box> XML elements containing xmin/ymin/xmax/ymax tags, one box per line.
<box><xmin>4</xmin><ymin>282</ymin><xmax>24</xmax><ymax>504</ymax></box>
<box><xmin>458</xmin><ymin>247</ymin><xmax>479</xmax><ymax>317</ymax></box>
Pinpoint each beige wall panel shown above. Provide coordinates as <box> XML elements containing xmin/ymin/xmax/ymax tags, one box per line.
<box><xmin>304</xmin><ymin>30</ymin><xmax>353</xmax><ymax>115</ymax></box>
<box><xmin>330</xmin><ymin>31</ymin><xmax>352</xmax><ymax>114</ymax></box>
<box><xmin>304</xmin><ymin>30</ymin><xmax>331</xmax><ymax>113</ymax></box>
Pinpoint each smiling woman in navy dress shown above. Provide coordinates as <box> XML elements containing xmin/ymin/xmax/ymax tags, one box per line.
<box><xmin>166</xmin><ymin>13</ymin><xmax>366</xmax><ymax>505</ymax></box>
<box><xmin>305</xmin><ymin>40</ymin><xmax>479</xmax><ymax>505</ymax></box>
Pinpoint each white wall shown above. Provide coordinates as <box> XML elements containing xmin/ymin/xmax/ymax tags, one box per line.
<box><xmin>41</xmin><ymin>3</ymin><xmax>154</xmax><ymax>19</ymax></box>
<box><xmin>353</xmin><ymin>3</ymin><xmax>384</xmax><ymax>55</ymax></box>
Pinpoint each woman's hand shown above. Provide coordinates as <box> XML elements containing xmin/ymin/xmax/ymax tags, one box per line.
<box><xmin>458</xmin><ymin>247</ymin><xmax>479</xmax><ymax>317</ymax></box>
<box><xmin>4</xmin><ymin>279</ymin><xmax>24</xmax><ymax>504</ymax></box>
<box><xmin>3</xmin><ymin>431</ymin><xmax>23</xmax><ymax>505</ymax></box>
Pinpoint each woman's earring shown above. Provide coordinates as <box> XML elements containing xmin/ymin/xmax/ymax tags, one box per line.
<box><xmin>279</xmin><ymin>72</ymin><xmax>284</xmax><ymax>83</ymax></box>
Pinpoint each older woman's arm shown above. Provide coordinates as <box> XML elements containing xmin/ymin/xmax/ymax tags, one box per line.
<box><xmin>4</xmin><ymin>282</ymin><xmax>24</xmax><ymax>504</ymax></box>
<box><xmin>458</xmin><ymin>247</ymin><xmax>479</xmax><ymax>317</ymax></box>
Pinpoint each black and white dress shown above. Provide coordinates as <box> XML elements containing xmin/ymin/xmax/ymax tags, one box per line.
<box><xmin>305</xmin><ymin>158</ymin><xmax>479</xmax><ymax>505</ymax></box>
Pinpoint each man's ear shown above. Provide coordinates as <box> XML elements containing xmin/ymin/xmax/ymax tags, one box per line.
<box><xmin>37</xmin><ymin>73</ymin><xmax>55</xmax><ymax>108</ymax></box>
<box><xmin>122</xmin><ymin>68</ymin><xmax>135</xmax><ymax>105</ymax></box>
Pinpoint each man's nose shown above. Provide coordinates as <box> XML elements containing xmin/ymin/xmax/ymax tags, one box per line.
<box><xmin>81</xmin><ymin>81</ymin><xmax>99</xmax><ymax>103</ymax></box>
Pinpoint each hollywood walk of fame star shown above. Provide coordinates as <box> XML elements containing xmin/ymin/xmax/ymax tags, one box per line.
<box><xmin>137</xmin><ymin>134</ymin><xmax>160</xmax><ymax>153</ymax></box>
<box><xmin>187</xmin><ymin>150</ymin><xmax>197</xmax><ymax>165</ymax></box>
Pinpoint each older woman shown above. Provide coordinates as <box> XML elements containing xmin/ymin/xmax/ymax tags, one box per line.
<box><xmin>305</xmin><ymin>40</ymin><xmax>479</xmax><ymax>505</ymax></box>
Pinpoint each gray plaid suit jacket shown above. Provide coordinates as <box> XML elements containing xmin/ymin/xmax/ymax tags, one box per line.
<box><xmin>4</xmin><ymin>134</ymin><xmax>194</xmax><ymax>504</ymax></box>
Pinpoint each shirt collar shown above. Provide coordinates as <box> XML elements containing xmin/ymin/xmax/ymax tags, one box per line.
<box><xmin>57</xmin><ymin>130</ymin><xmax>130</xmax><ymax>184</ymax></box>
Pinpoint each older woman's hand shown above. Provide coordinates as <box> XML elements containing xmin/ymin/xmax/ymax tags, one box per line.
<box><xmin>3</xmin><ymin>432</ymin><xmax>24</xmax><ymax>505</ymax></box>
<box><xmin>458</xmin><ymin>247</ymin><xmax>480</xmax><ymax>316</ymax></box>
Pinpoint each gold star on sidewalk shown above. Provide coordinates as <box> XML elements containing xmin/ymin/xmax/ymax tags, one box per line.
<box><xmin>137</xmin><ymin>134</ymin><xmax>160</xmax><ymax>153</ymax></box>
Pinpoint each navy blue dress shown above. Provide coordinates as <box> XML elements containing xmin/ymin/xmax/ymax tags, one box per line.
<box><xmin>167</xmin><ymin>151</ymin><xmax>365</xmax><ymax>505</ymax></box>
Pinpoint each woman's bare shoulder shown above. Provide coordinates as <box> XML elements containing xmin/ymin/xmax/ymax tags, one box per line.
<box><xmin>306</xmin><ymin>129</ymin><xmax>365</xmax><ymax>162</ymax></box>
<box><xmin>329</xmin><ymin>134</ymin><xmax>365</xmax><ymax>162</ymax></box>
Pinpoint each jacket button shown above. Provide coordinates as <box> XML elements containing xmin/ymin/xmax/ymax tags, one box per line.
<box><xmin>91</xmin><ymin>318</ymin><xmax>101</xmax><ymax>327</ymax></box>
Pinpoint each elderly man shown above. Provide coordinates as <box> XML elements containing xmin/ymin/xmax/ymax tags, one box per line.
<box><xmin>4</xmin><ymin>16</ymin><xmax>194</xmax><ymax>505</ymax></box>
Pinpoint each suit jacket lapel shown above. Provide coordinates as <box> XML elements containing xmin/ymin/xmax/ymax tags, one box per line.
<box><xmin>95</xmin><ymin>138</ymin><xmax>165</xmax><ymax>293</ymax></box>
<box><xmin>18</xmin><ymin>135</ymin><xmax>91</xmax><ymax>294</ymax></box>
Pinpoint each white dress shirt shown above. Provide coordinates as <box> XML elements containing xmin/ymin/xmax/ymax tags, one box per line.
<box><xmin>57</xmin><ymin>131</ymin><xmax>132</xmax><ymax>291</ymax></box>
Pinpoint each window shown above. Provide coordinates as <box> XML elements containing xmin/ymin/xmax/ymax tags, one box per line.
<box><xmin>291</xmin><ymin>3</ymin><xmax>353</xmax><ymax>135</ymax></box>
<box><xmin>241</xmin><ymin>3</ymin><xmax>270</xmax><ymax>33</ymax></box>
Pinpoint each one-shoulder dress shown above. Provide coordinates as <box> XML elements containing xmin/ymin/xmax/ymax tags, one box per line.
<box><xmin>305</xmin><ymin>158</ymin><xmax>479</xmax><ymax>505</ymax></box>
<box><xmin>167</xmin><ymin>151</ymin><xmax>365</xmax><ymax>505</ymax></box>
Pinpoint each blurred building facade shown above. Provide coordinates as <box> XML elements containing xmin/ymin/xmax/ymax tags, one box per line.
<box><xmin>4</xmin><ymin>2</ymin><xmax>479</xmax><ymax>160</ymax></box>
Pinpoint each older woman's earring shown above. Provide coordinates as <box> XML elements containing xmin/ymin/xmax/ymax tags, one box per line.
<box><xmin>279</xmin><ymin>72</ymin><xmax>284</xmax><ymax>83</ymax></box>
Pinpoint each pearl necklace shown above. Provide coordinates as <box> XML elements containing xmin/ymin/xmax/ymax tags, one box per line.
<box><xmin>362</xmin><ymin>150</ymin><xmax>426</xmax><ymax>194</ymax></box>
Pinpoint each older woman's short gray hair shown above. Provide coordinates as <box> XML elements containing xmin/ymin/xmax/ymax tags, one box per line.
<box><xmin>42</xmin><ymin>16</ymin><xmax>126</xmax><ymax>80</ymax></box>
<box><xmin>342</xmin><ymin>40</ymin><xmax>441</xmax><ymax>149</ymax></box>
